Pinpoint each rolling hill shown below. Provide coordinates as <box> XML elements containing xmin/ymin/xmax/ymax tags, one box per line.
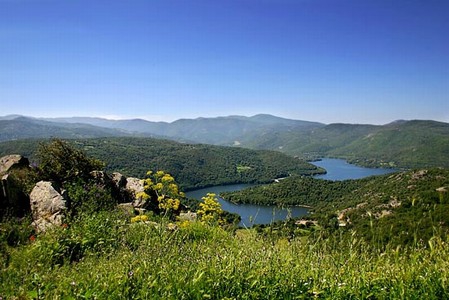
<box><xmin>0</xmin><ymin>117</ymin><xmax>133</xmax><ymax>141</ymax></box>
<box><xmin>1</xmin><ymin>114</ymin><xmax>449</xmax><ymax>168</ymax></box>
<box><xmin>0</xmin><ymin>137</ymin><xmax>323</xmax><ymax>190</ymax></box>
<box><xmin>234</xmin><ymin>120</ymin><xmax>449</xmax><ymax>168</ymax></box>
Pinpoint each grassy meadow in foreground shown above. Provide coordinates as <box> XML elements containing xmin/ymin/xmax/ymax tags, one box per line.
<box><xmin>1</xmin><ymin>212</ymin><xmax>449</xmax><ymax>299</ymax></box>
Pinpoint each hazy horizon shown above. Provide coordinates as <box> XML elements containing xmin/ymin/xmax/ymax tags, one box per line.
<box><xmin>1</xmin><ymin>0</ymin><xmax>448</xmax><ymax>125</ymax></box>
<box><xmin>2</xmin><ymin>112</ymin><xmax>445</xmax><ymax>127</ymax></box>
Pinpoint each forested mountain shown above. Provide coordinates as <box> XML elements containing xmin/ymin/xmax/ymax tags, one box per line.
<box><xmin>0</xmin><ymin>137</ymin><xmax>323</xmax><ymax>190</ymax></box>
<box><xmin>1</xmin><ymin>115</ymin><xmax>449</xmax><ymax>169</ymax></box>
<box><xmin>0</xmin><ymin>117</ymin><xmax>134</xmax><ymax>141</ymax></box>
<box><xmin>41</xmin><ymin>116</ymin><xmax>170</xmax><ymax>135</ymax></box>
<box><xmin>235</xmin><ymin>120</ymin><xmax>449</xmax><ymax>168</ymax></box>
<box><xmin>329</xmin><ymin>120</ymin><xmax>449</xmax><ymax>168</ymax></box>
<box><xmin>43</xmin><ymin>114</ymin><xmax>324</xmax><ymax>145</ymax></box>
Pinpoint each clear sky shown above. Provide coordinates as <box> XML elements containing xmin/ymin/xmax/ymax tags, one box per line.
<box><xmin>1</xmin><ymin>0</ymin><xmax>448</xmax><ymax>124</ymax></box>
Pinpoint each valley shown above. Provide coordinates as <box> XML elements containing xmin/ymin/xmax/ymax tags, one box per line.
<box><xmin>1</xmin><ymin>116</ymin><xmax>449</xmax><ymax>298</ymax></box>
<box><xmin>2</xmin><ymin>114</ymin><xmax>449</xmax><ymax>169</ymax></box>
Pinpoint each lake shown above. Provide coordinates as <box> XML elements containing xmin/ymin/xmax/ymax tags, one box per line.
<box><xmin>186</xmin><ymin>158</ymin><xmax>396</xmax><ymax>227</ymax></box>
<box><xmin>311</xmin><ymin>158</ymin><xmax>396</xmax><ymax>180</ymax></box>
<box><xmin>186</xmin><ymin>184</ymin><xmax>309</xmax><ymax>227</ymax></box>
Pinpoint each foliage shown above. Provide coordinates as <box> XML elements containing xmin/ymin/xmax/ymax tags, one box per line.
<box><xmin>224</xmin><ymin>168</ymin><xmax>449</xmax><ymax>247</ymax></box>
<box><xmin>36</xmin><ymin>138</ymin><xmax>104</xmax><ymax>183</ymax></box>
<box><xmin>7</xmin><ymin>166</ymin><xmax>40</xmax><ymax>195</ymax></box>
<box><xmin>241</xmin><ymin>120</ymin><xmax>449</xmax><ymax>169</ymax></box>
<box><xmin>221</xmin><ymin>175</ymin><xmax>359</xmax><ymax>207</ymax></box>
<box><xmin>197</xmin><ymin>193</ymin><xmax>224</xmax><ymax>225</ymax></box>
<box><xmin>2</xmin><ymin>215</ymin><xmax>449</xmax><ymax>299</ymax></box>
<box><xmin>130</xmin><ymin>215</ymin><xmax>149</xmax><ymax>223</ymax></box>
<box><xmin>65</xmin><ymin>178</ymin><xmax>118</xmax><ymax>218</ymax></box>
<box><xmin>0</xmin><ymin>137</ymin><xmax>323</xmax><ymax>190</ymax></box>
<box><xmin>137</xmin><ymin>170</ymin><xmax>186</xmax><ymax>217</ymax></box>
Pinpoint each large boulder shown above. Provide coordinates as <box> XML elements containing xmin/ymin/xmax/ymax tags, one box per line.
<box><xmin>0</xmin><ymin>174</ymin><xmax>31</xmax><ymax>218</ymax></box>
<box><xmin>125</xmin><ymin>177</ymin><xmax>148</xmax><ymax>208</ymax></box>
<box><xmin>0</xmin><ymin>155</ymin><xmax>32</xmax><ymax>218</ymax></box>
<box><xmin>0</xmin><ymin>155</ymin><xmax>29</xmax><ymax>174</ymax></box>
<box><xmin>111</xmin><ymin>172</ymin><xmax>133</xmax><ymax>203</ymax></box>
<box><xmin>90</xmin><ymin>170</ymin><xmax>113</xmax><ymax>188</ymax></box>
<box><xmin>30</xmin><ymin>181</ymin><xmax>68</xmax><ymax>232</ymax></box>
<box><xmin>111</xmin><ymin>172</ymin><xmax>127</xmax><ymax>190</ymax></box>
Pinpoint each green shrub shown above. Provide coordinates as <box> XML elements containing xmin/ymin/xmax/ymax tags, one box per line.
<box><xmin>65</xmin><ymin>178</ymin><xmax>118</xmax><ymax>218</ymax></box>
<box><xmin>37</xmin><ymin>138</ymin><xmax>104</xmax><ymax>183</ymax></box>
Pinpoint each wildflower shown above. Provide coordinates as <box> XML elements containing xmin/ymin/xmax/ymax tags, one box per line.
<box><xmin>167</xmin><ymin>223</ymin><xmax>178</xmax><ymax>231</ymax></box>
<box><xmin>128</xmin><ymin>271</ymin><xmax>134</xmax><ymax>278</ymax></box>
<box><xmin>29</xmin><ymin>235</ymin><xmax>36</xmax><ymax>242</ymax></box>
<box><xmin>61</xmin><ymin>223</ymin><xmax>68</xmax><ymax>229</ymax></box>
<box><xmin>197</xmin><ymin>193</ymin><xmax>224</xmax><ymax>225</ymax></box>
<box><xmin>131</xmin><ymin>215</ymin><xmax>149</xmax><ymax>223</ymax></box>
<box><xmin>71</xmin><ymin>281</ymin><xmax>76</xmax><ymax>286</ymax></box>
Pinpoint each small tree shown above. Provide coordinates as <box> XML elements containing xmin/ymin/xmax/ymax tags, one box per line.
<box><xmin>37</xmin><ymin>138</ymin><xmax>104</xmax><ymax>183</ymax></box>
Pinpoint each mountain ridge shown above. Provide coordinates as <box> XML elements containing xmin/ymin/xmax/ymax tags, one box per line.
<box><xmin>1</xmin><ymin>114</ymin><xmax>449</xmax><ymax>169</ymax></box>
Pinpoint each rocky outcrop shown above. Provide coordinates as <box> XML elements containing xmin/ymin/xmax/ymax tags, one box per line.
<box><xmin>30</xmin><ymin>181</ymin><xmax>68</xmax><ymax>232</ymax></box>
<box><xmin>90</xmin><ymin>170</ymin><xmax>114</xmax><ymax>188</ymax></box>
<box><xmin>125</xmin><ymin>177</ymin><xmax>145</xmax><ymax>195</ymax></box>
<box><xmin>125</xmin><ymin>177</ymin><xmax>148</xmax><ymax>208</ymax></box>
<box><xmin>0</xmin><ymin>155</ymin><xmax>31</xmax><ymax>218</ymax></box>
<box><xmin>0</xmin><ymin>155</ymin><xmax>30</xmax><ymax>174</ymax></box>
<box><xmin>112</xmin><ymin>172</ymin><xmax>127</xmax><ymax>190</ymax></box>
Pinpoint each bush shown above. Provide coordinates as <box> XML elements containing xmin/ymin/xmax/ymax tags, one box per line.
<box><xmin>65</xmin><ymin>178</ymin><xmax>118</xmax><ymax>218</ymax></box>
<box><xmin>29</xmin><ymin>211</ymin><xmax>126</xmax><ymax>266</ymax></box>
<box><xmin>37</xmin><ymin>138</ymin><xmax>104</xmax><ymax>183</ymax></box>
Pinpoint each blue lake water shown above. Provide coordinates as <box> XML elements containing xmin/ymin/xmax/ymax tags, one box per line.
<box><xmin>312</xmin><ymin>158</ymin><xmax>396</xmax><ymax>180</ymax></box>
<box><xmin>186</xmin><ymin>158</ymin><xmax>396</xmax><ymax>227</ymax></box>
<box><xmin>186</xmin><ymin>184</ymin><xmax>308</xmax><ymax>227</ymax></box>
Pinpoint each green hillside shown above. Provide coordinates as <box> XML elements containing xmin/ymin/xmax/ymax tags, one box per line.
<box><xmin>0</xmin><ymin>137</ymin><xmax>323</xmax><ymax>190</ymax></box>
<box><xmin>329</xmin><ymin>120</ymin><xmax>449</xmax><ymax>168</ymax></box>
<box><xmin>0</xmin><ymin>117</ymin><xmax>133</xmax><ymax>141</ymax></box>
<box><xmin>238</xmin><ymin>120</ymin><xmax>449</xmax><ymax>168</ymax></box>
<box><xmin>2</xmin><ymin>115</ymin><xmax>448</xmax><ymax>169</ymax></box>
<box><xmin>223</xmin><ymin>168</ymin><xmax>449</xmax><ymax>245</ymax></box>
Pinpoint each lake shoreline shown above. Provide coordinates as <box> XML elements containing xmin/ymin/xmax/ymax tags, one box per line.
<box><xmin>186</xmin><ymin>158</ymin><xmax>396</xmax><ymax>226</ymax></box>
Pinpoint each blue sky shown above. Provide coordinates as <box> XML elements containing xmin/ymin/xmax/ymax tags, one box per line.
<box><xmin>1</xmin><ymin>0</ymin><xmax>448</xmax><ymax>124</ymax></box>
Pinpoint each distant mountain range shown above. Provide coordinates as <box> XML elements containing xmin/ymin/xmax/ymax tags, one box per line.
<box><xmin>0</xmin><ymin>114</ymin><xmax>324</xmax><ymax>144</ymax></box>
<box><xmin>1</xmin><ymin>114</ymin><xmax>449</xmax><ymax>168</ymax></box>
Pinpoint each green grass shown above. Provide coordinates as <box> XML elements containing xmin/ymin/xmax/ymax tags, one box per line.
<box><xmin>1</xmin><ymin>212</ymin><xmax>449</xmax><ymax>299</ymax></box>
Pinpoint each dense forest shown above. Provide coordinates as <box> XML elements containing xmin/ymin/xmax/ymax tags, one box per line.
<box><xmin>223</xmin><ymin>168</ymin><xmax>449</xmax><ymax>245</ymax></box>
<box><xmin>0</xmin><ymin>137</ymin><xmax>324</xmax><ymax>190</ymax></box>
<box><xmin>236</xmin><ymin>120</ymin><xmax>449</xmax><ymax>168</ymax></box>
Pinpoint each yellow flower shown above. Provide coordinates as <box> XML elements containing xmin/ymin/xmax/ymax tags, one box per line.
<box><xmin>131</xmin><ymin>215</ymin><xmax>149</xmax><ymax>223</ymax></box>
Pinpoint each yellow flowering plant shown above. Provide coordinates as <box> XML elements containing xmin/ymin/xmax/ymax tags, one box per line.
<box><xmin>130</xmin><ymin>215</ymin><xmax>149</xmax><ymax>223</ymax></box>
<box><xmin>139</xmin><ymin>170</ymin><xmax>185</xmax><ymax>217</ymax></box>
<box><xmin>197</xmin><ymin>193</ymin><xmax>224</xmax><ymax>225</ymax></box>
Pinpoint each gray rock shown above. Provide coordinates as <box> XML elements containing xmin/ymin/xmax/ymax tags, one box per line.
<box><xmin>0</xmin><ymin>156</ymin><xmax>32</xmax><ymax>218</ymax></box>
<box><xmin>111</xmin><ymin>172</ymin><xmax>127</xmax><ymax>190</ymax></box>
<box><xmin>30</xmin><ymin>181</ymin><xmax>68</xmax><ymax>232</ymax></box>
<box><xmin>126</xmin><ymin>177</ymin><xmax>145</xmax><ymax>195</ymax></box>
<box><xmin>90</xmin><ymin>170</ymin><xmax>113</xmax><ymax>188</ymax></box>
<box><xmin>179</xmin><ymin>211</ymin><xmax>197</xmax><ymax>222</ymax></box>
<box><xmin>125</xmin><ymin>177</ymin><xmax>148</xmax><ymax>208</ymax></box>
<box><xmin>0</xmin><ymin>155</ymin><xmax>29</xmax><ymax>174</ymax></box>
